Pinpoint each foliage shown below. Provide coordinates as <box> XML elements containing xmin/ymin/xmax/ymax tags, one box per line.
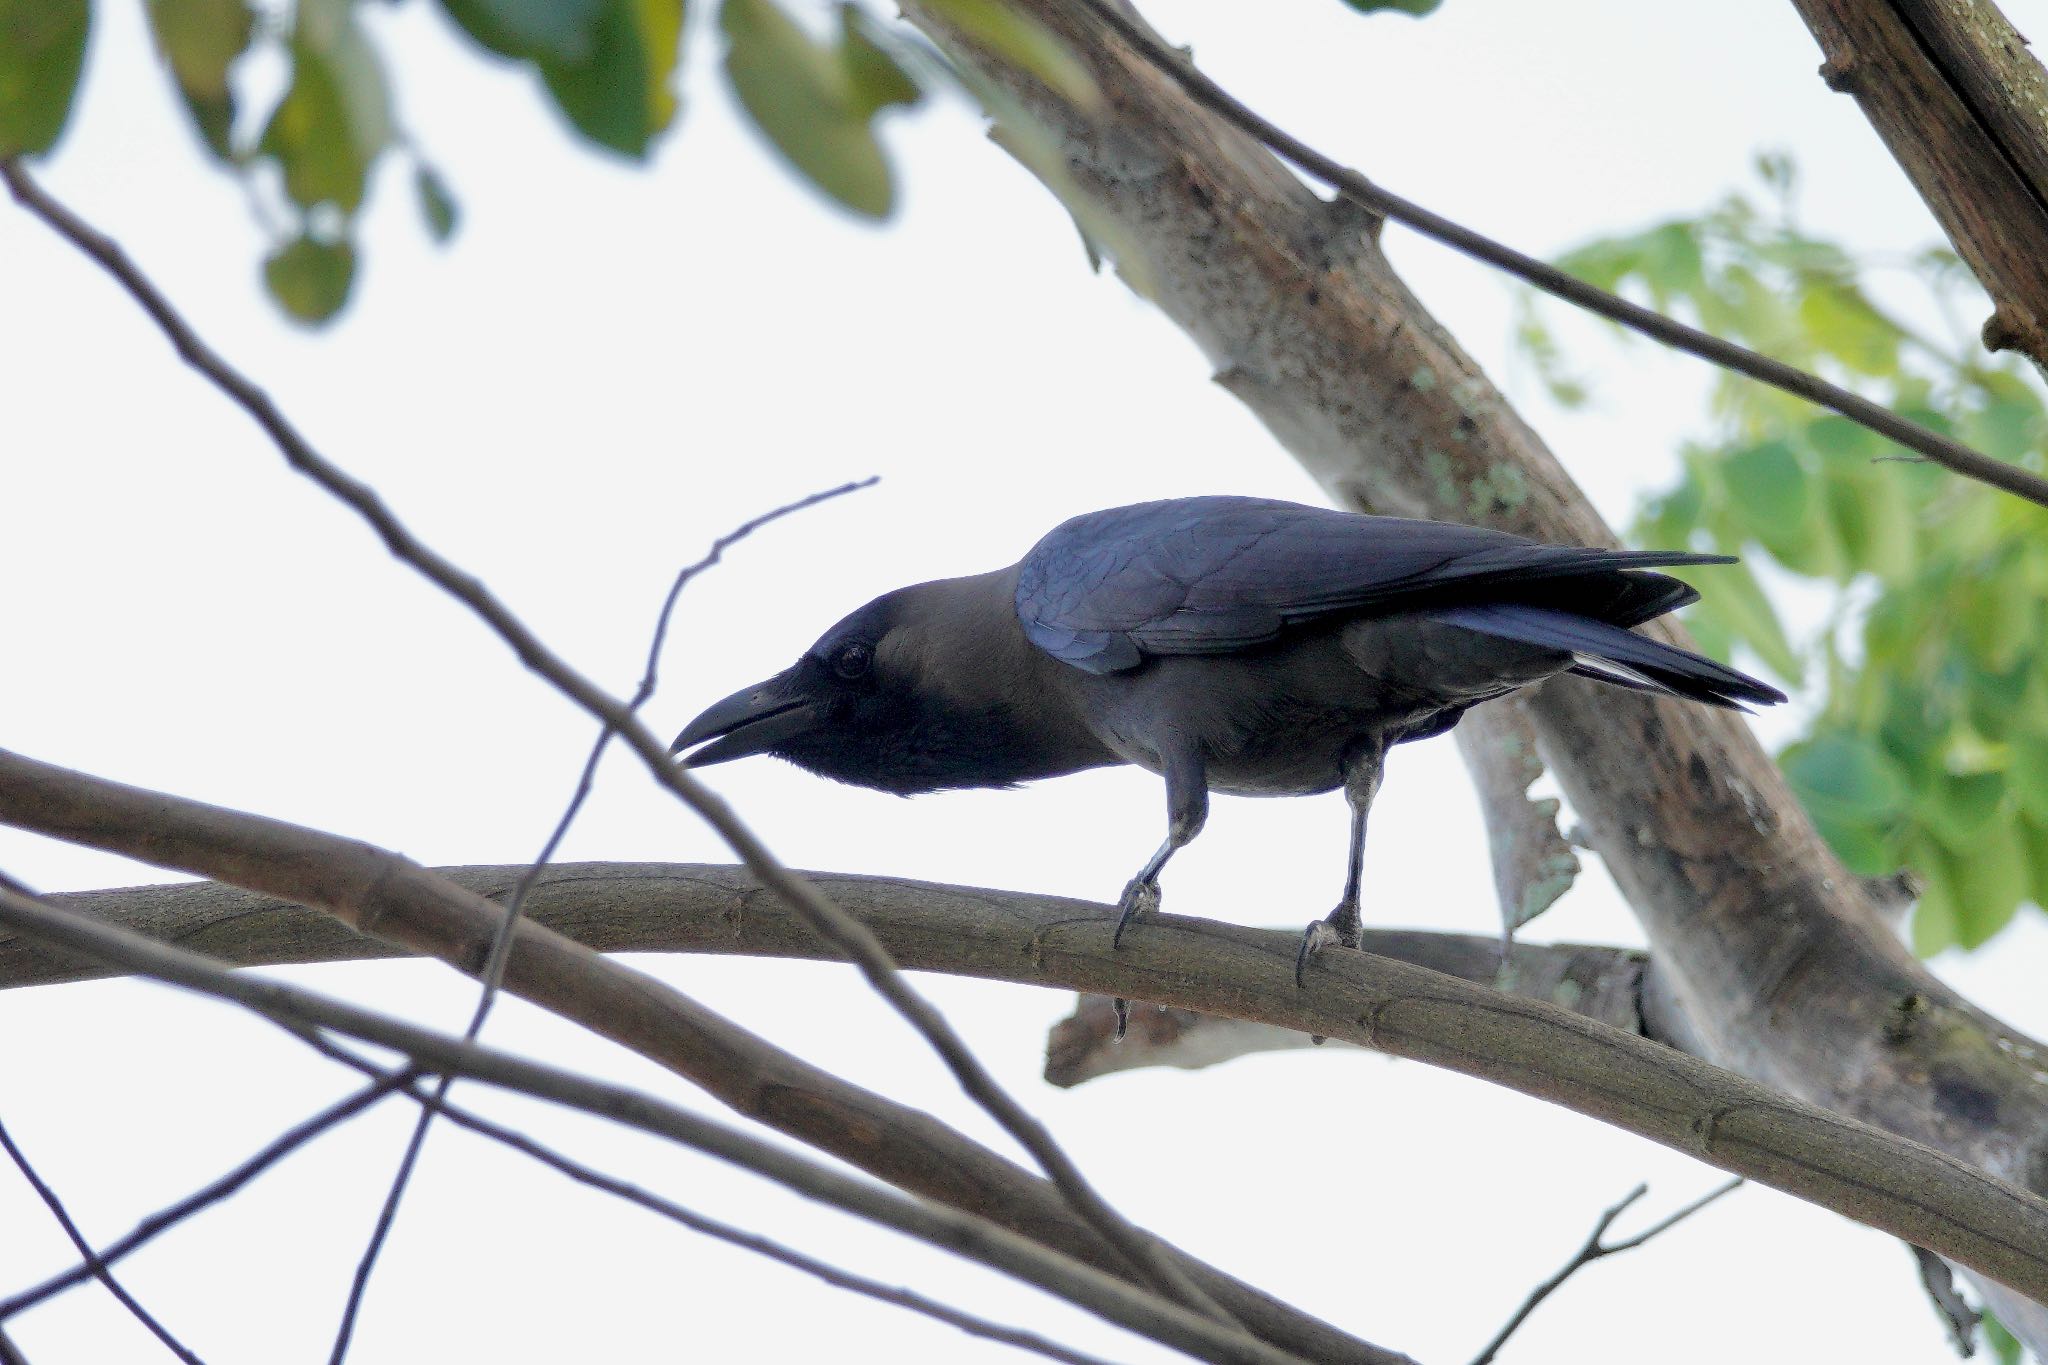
<box><xmin>0</xmin><ymin>0</ymin><xmax>1095</xmax><ymax>325</ymax></box>
<box><xmin>1518</xmin><ymin>156</ymin><xmax>2048</xmax><ymax>955</ymax></box>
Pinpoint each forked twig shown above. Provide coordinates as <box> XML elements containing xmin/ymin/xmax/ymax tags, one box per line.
<box><xmin>1470</xmin><ymin>1178</ymin><xmax>1743</xmax><ymax>1364</ymax></box>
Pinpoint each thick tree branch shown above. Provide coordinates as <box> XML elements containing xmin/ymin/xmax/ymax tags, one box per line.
<box><xmin>7</xmin><ymin>865</ymin><xmax>1648</xmax><ymax>1023</ymax></box>
<box><xmin>6</xmin><ymin>759</ymin><xmax>2048</xmax><ymax>1305</ymax></box>
<box><xmin>0</xmin><ymin>885</ymin><xmax>1315</xmax><ymax>1365</ymax></box>
<box><xmin>0</xmin><ymin>754</ymin><xmax>1395</xmax><ymax>1365</ymax></box>
<box><xmin>1789</xmin><ymin>0</ymin><xmax>2048</xmax><ymax>364</ymax></box>
<box><xmin>901</xmin><ymin>0</ymin><xmax>2048</xmax><ymax>1345</ymax></box>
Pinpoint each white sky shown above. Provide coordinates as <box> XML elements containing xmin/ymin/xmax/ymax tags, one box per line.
<box><xmin>3</xmin><ymin>1</ymin><xmax>2047</xmax><ymax>1361</ymax></box>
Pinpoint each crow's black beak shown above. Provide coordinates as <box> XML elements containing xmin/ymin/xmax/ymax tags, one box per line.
<box><xmin>671</xmin><ymin>671</ymin><xmax>822</xmax><ymax>767</ymax></box>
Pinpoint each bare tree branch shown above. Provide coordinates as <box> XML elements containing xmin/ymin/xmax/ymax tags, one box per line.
<box><xmin>0</xmin><ymin>883</ymin><xmax>1324</xmax><ymax>1365</ymax></box>
<box><xmin>0</xmin><ymin>1076</ymin><xmax>412</xmax><ymax>1322</ymax></box>
<box><xmin>4</xmin><ymin>757</ymin><xmax>2048</xmax><ymax>1307</ymax></box>
<box><xmin>0</xmin><ymin>759</ymin><xmax>1393</xmax><ymax>1365</ymax></box>
<box><xmin>1468</xmin><ymin>1178</ymin><xmax>1743</xmax><ymax>1365</ymax></box>
<box><xmin>299</xmin><ymin>1037</ymin><xmax>1120</xmax><ymax>1365</ymax></box>
<box><xmin>0</xmin><ymin>1116</ymin><xmax>203</xmax><ymax>1363</ymax></box>
<box><xmin>0</xmin><ymin>159</ymin><xmax>1223</xmax><ymax>1329</ymax></box>
<box><xmin>1788</xmin><ymin>0</ymin><xmax>2048</xmax><ymax>366</ymax></box>
<box><xmin>1036</xmin><ymin>0</ymin><xmax>2048</xmax><ymax>508</ymax></box>
<box><xmin>334</xmin><ymin>479</ymin><xmax>876</xmax><ymax>1362</ymax></box>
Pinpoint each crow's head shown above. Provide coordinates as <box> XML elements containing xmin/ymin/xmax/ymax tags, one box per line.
<box><xmin>671</xmin><ymin>578</ymin><xmax>1092</xmax><ymax>795</ymax></box>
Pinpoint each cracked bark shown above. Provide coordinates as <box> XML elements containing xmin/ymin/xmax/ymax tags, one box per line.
<box><xmin>900</xmin><ymin>0</ymin><xmax>2048</xmax><ymax>1346</ymax></box>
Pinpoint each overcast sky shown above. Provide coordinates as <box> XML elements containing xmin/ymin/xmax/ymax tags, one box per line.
<box><xmin>4</xmin><ymin>1</ymin><xmax>2047</xmax><ymax>1361</ymax></box>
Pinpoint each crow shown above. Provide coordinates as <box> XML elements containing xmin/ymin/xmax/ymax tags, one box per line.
<box><xmin>672</xmin><ymin>496</ymin><xmax>1783</xmax><ymax>981</ymax></box>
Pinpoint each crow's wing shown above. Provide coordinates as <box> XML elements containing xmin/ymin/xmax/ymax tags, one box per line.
<box><xmin>1013</xmin><ymin>496</ymin><xmax>1727</xmax><ymax>675</ymax></box>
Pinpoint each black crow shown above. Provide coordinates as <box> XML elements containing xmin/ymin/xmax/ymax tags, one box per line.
<box><xmin>673</xmin><ymin>496</ymin><xmax>1783</xmax><ymax>980</ymax></box>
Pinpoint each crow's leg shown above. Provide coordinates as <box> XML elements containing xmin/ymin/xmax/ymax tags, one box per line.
<box><xmin>1297</xmin><ymin>740</ymin><xmax>1387</xmax><ymax>986</ymax></box>
<box><xmin>1113</xmin><ymin>743</ymin><xmax>1208</xmax><ymax>949</ymax></box>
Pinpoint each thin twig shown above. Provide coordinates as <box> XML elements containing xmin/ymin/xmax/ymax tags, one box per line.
<box><xmin>0</xmin><ymin>884</ymin><xmax>1310</xmax><ymax>1365</ymax></box>
<box><xmin>0</xmin><ymin>1076</ymin><xmax>411</xmax><ymax>1321</ymax></box>
<box><xmin>332</xmin><ymin>481</ymin><xmax>876</xmax><ymax>1361</ymax></box>
<box><xmin>1468</xmin><ymin>1178</ymin><xmax>1742</xmax><ymax>1365</ymax></box>
<box><xmin>1054</xmin><ymin>0</ymin><xmax>2048</xmax><ymax>511</ymax></box>
<box><xmin>0</xmin><ymin>1117</ymin><xmax>204</xmax><ymax>1363</ymax></box>
<box><xmin>0</xmin><ymin>158</ymin><xmax>1226</xmax><ymax>1325</ymax></box>
<box><xmin>301</xmin><ymin>1034</ymin><xmax>1118</xmax><ymax>1365</ymax></box>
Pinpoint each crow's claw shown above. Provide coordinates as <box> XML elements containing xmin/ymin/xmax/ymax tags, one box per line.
<box><xmin>1112</xmin><ymin>877</ymin><xmax>1160</xmax><ymax>949</ymax></box>
<box><xmin>1294</xmin><ymin>909</ymin><xmax>1362</xmax><ymax>987</ymax></box>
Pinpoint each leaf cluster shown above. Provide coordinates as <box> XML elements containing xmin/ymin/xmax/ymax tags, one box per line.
<box><xmin>0</xmin><ymin>0</ymin><xmax>1087</xmax><ymax>324</ymax></box>
<box><xmin>1519</xmin><ymin>157</ymin><xmax>2048</xmax><ymax>954</ymax></box>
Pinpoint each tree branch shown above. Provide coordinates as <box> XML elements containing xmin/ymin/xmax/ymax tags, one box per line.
<box><xmin>0</xmin><ymin>1076</ymin><xmax>413</xmax><ymax>1321</ymax></box>
<box><xmin>0</xmin><ymin>884</ymin><xmax>1317</xmax><ymax>1365</ymax></box>
<box><xmin>1788</xmin><ymin>0</ymin><xmax>2048</xmax><ymax>365</ymax></box>
<box><xmin>4</xmin><ymin>754</ymin><xmax>2048</xmax><ymax>1305</ymax></box>
<box><xmin>0</xmin><ymin>753</ymin><xmax>1395</xmax><ymax>1365</ymax></box>
<box><xmin>0</xmin><ymin>1117</ymin><xmax>202</xmax><ymax>1363</ymax></box>
<box><xmin>1468</xmin><ymin>1178</ymin><xmax>1742</xmax><ymax>1365</ymax></box>
<box><xmin>300</xmin><ymin>1037</ymin><xmax>1123</xmax><ymax>1365</ymax></box>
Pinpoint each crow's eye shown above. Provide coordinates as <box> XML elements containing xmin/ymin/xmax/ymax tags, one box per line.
<box><xmin>832</xmin><ymin>640</ymin><xmax>874</xmax><ymax>680</ymax></box>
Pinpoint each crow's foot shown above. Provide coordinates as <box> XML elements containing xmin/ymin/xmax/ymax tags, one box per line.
<box><xmin>1294</xmin><ymin>906</ymin><xmax>1363</xmax><ymax>987</ymax></box>
<box><xmin>1112</xmin><ymin>877</ymin><xmax>1160</xmax><ymax>949</ymax></box>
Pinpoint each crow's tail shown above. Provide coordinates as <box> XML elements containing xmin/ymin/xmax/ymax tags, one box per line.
<box><xmin>1428</xmin><ymin>603</ymin><xmax>1786</xmax><ymax>710</ymax></box>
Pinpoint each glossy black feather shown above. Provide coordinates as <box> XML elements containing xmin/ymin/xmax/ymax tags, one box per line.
<box><xmin>1014</xmin><ymin>496</ymin><xmax>1736</xmax><ymax>679</ymax></box>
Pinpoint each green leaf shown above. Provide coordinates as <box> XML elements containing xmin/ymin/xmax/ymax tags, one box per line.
<box><xmin>839</xmin><ymin>5</ymin><xmax>921</xmax><ymax>120</ymax></box>
<box><xmin>1636</xmin><ymin>222</ymin><xmax>1703</xmax><ymax>310</ymax></box>
<box><xmin>538</xmin><ymin>0</ymin><xmax>685</xmax><ymax>159</ymax></box>
<box><xmin>2020</xmin><ymin>813</ymin><xmax>2048</xmax><ymax>909</ymax></box>
<box><xmin>258</xmin><ymin>6</ymin><xmax>394</xmax><ymax>214</ymax></box>
<box><xmin>917</xmin><ymin>0</ymin><xmax>1097</xmax><ymax>107</ymax></box>
<box><xmin>1958</xmin><ymin>574</ymin><xmax>2031</xmax><ymax>674</ymax></box>
<box><xmin>1781</xmin><ymin>732</ymin><xmax>1909</xmax><ymax>823</ymax></box>
<box><xmin>262</xmin><ymin>234</ymin><xmax>356</xmax><ymax>324</ymax></box>
<box><xmin>1950</xmin><ymin>813</ymin><xmax>2029</xmax><ymax>947</ymax></box>
<box><xmin>722</xmin><ymin>0</ymin><xmax>892</xmax><ymax>218</ymax></box>
<box><xmin>1920</xmin><ymin>770</ymin><xmax>2007</xmax><ymax>849</ymax></box>
<box><xmin>1720</xmin><ymin>440</ymin><xmax>1806</xmax><ymax>539</ymax></box>
<box><xmin>146</xmin><ymin>0</ymin><xmax>254</xmax><ymax>161</ymax></box>
<box><xmin>2010</xmin><ymin>732</ymin><xmax>2048</xmax><ymax>825</ymax></box>
<box><xmin>1819</xmin><ymin>454</ymin><xmax>1916</xmax><ymax>580</ymax></box>
<box><xmin>414</xmin><ymin>163</ymin><xmax>459</xmax><ymax>242</ymax></box>
<box><xmin>1981</xmin><ymin>1308</ymin><xmax>2023</xmax><ymax>1365</ymax></box>
<box><xmin>0</xmin><ymin>0</ymin><xmax>89</xmax><ymax>158</ymax></box>
<box><xmin>1908</xmin><ymin>834</ymin><xmax>1958</xmax><ymax>956</ymax></box>
<box><xmin>437</xmin><ymin>0</ymin><xmax>603</xmax><ymax>62</ymax></box>
<box><xmin>1964</xmin><ymin>394</ymin><xmax>2042</xmax><ymax>465</ymax></box>
<box><xmin>1797</xmin><ymin>281</ymin><xmax>1901</xmax><ymax>377</ymax></box>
